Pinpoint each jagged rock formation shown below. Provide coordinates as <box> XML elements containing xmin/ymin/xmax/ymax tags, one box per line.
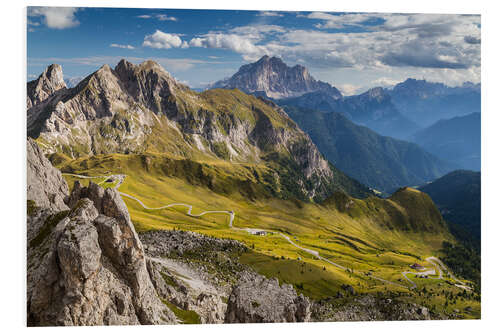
<box><xmin>211</xmin><ymin>55</ymin><xmax>342</xmax><ymax>99</ymax></box>
<box><xmin>27</xmin><ymin>64</ymin><xmax>66</xmax><ymax>109</ymax></box>
<box><xmin>27</xmin><ymin>60</ymin><xmax>370</xmax><ymax>201</ymax></box>
<box><xmin>27</xmin><ymin>140</ymin><xmax>176</xmax><ymax>326</ymax></box>
<box><xmin>27</xmin><ymin>138</ymin><xmax>69</xmax><ymax>211</ymax></box>
<box><xmin>224</xmin><ymin>272</ymin><xmax>311</xmax><ymax>323</ymax></box>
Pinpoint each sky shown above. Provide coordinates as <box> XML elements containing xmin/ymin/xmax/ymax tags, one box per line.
<box><xmin>27</xmin><ymin>7</ymin><xmax>481</xmax><ymax>95</ymax></box>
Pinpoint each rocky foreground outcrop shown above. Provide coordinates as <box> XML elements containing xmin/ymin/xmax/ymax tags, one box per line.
<box><xmin>27</xmin><ymin>138</ymin><xmax>68</xmax><ymax>211</ymax></box>
<box><xmin>27</xmin><ymin>139</ymin><xmax>176</xmax><ymax>326</ymax></box>
<box><xmin>225</xmin><ymin>272</ymin><xmax>311</xmax><ymax>323</ymax></box>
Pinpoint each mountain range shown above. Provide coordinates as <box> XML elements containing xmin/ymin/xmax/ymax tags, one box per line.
<box><xmin>388</xmin><ymin>78</ymin><xmax>481</xmax><ymax>127</ymax></box>
<box><xmin>284</xmin><ymin>106</ymin><xmax>456</xmax><ymax>193</ymax></box>
<box><xmin>214</xmin><ymin>56</ymin><xmax>419</xmax><ymax>139</ymax></box>
<box><xmin>27</xmin><ymin>59</ymin><xmax>369</xmax><ymax>201</ymax></box>
<box><xmin>411</xmin><ymin>113</ymin><xmax>481</xmax><ymax>171</ymax></box>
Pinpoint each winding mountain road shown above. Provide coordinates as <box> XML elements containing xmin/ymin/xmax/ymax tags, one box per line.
<box><xmin>64</xmin><ymin>172</ymin><xmax>471</xmax><ymax>291</ymax></box>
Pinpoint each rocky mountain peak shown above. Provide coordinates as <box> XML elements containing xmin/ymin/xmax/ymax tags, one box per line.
<box><xmin>361</xmin><ymin>87</ymin><xmax>390</xmax><ymax>103</ymax></box>
<box><xmin>27</xmin><ymin>63</ymin><xmax>67</xmax><ymax>109</ymax></box>
<box><xmin>211</xmin><ymin>55</ymin><xmax>341</xmax><ymax>100</ymax></box>
<box><xmin>45</xmin><ymin>64</ymin><xmax>65</xmax><ymax>87</ymax></box>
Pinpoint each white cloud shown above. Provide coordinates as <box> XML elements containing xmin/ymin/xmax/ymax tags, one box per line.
<box><xmin>28</xmin><ymin>7</ymin><xmax>80</xmax><ymax>29</ymax></box>
<box><xmin>143</xmin><ymin>30</ymin><xmax>188</xmax><ymax>49</ymax></box>
<box><xmin>337</xmin><ymin>84</ymin><xmax>362</xmax><ymax>96</ymax></box>
<box><xmin>371</xmin><ymin>77</ymin><xmax>400</xmax><ymax>87</ymax></box>
<box><xmin>110</xmin><ymin>43</ymin><xmax>135</xmax><ymax>50</ymax></box>
<box><xmin>190</xmin><ymin>34</ymin><xmax>266</xmax><ymax>56</ymax></box>
<box><xmin>137</xmin><ymin>15</ymin><xmax>152</xmax><ymax>19</ymax></box>
<box><xmin>257</xmin><ymin>11</ymin><xmax>284</xmax><ymax>17</ymax></box>
<box><xmin>156</xmin><ymin>14</ymin><xmax>177</xmax><ymax>22</ymax></box>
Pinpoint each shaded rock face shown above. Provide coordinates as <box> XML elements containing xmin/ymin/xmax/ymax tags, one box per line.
<box><xmin>212</xmin><ymin>55</ymin><xmax>342</xmax><ymax>100</ymax></box>
<box><xmin>225</xmin><ymin>272</ymin><xmax>311</xmax><ymax>323</ymax></box>
<box><xmin>27</xmin><ymin>64</ymin><xmax>66</xmax><ymax>109</ymax></box>
<box><xmin>27</xmin><ymin>138</ymin><xmax>69</xmax><ymax>211</ymax></box>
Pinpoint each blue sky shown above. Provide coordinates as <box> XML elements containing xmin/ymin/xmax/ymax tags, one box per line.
<box><xmin>27</xmin><ymin>7</ymin><xmax>481</xmax><ymax>95</ymax></box>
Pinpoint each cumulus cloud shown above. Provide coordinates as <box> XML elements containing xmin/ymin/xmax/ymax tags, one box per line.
<box><xmin>110</xmin><ymin>43</ymin><xmax>135</xmax><ymax>50</ymax></box>
<box><xmin>257</xmin><ymin>11</ymin><xmax>284</xmax><ymax>17</ymax></box>
<box><xmin>190</xmin><ymin>34</ymin><xmax>267</xmax><ymax>56</ymax></box>
<box><xmin>28</xmin><ymin>7</ymin><xmax>80</xmax><ymax>29</ymax></box>
<box><xmin>143</xmin><ymin>30</ymin><xmax>188</xmax><ymax>49</ymax></box>
<box><xmin>138</xmin><ymin>12</ymin><xmax>480</xmax><ymax>87</ymax></box>
<box><xmin>199</xmin><ymin>13</ymin><xmax>479</xmax><ymax>75</ymax></box>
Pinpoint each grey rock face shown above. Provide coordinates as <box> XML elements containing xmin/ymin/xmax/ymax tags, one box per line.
<box><xmin>212</xmin><ymin>55</ymin><xmax>342</xmax><ymax>100</ymax></box>
<box><xmin>224</xmin><ymin>271</ymin><xmax>311</xmax><ymax>323</ymax></box>
<box><xmin>27</xmin><ymin>180</ymin><xmax>177</xmax><ymax>325</ymax></box>
<box><xmin>27</xmin><ymin>138</ymin><xmax>69</xmax><ymax>211</ymax></box>
<box><xmin>27</xmin><ymin>64</ymin><xmax>66</xmax><ymax>109</ymax></box>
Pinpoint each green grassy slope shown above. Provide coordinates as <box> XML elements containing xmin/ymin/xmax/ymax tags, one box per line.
<box><xmin>54</xmin><ymin>154</ymin><xmax>463</xmax><ymax>294</ymax></box>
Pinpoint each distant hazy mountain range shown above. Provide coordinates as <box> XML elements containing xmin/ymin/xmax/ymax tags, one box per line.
<box><xmin>410</xmin><ymin>113</ymin><xmax>481</xmax><ymax>171</ymax></box>
<box><xmin>420</xmin><ymin>170</ymin><xmax>481</xmax><ymax>247</ymax></box>
<box><xmin>280</xmin><ymin>87</ymin><xmax>419</xmax><ymax>139</ymax></box>
<box><xmin>388</xmin><ymin>78</ymin><xmax>481</xmax><ymax>128</ymax></box>
<box><xmin>284</xmin><ymin>106</ymin><xmax>456</xmax><ymax>193</ymax></box>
